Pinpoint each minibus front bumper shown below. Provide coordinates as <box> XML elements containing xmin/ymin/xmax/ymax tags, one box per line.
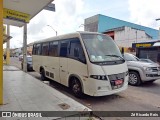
<box><xmin>83</xmin><ymin>75</ymin><xmax>128</xmax><ymax>96</ymax></box>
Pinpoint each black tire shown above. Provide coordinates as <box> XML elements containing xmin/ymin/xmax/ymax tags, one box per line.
<box><xmin>129</xmin><ymin>71</ymin><xmax>142</xmax><ymax>86</ymax></box>
<box><xmin>40</xmin><ymin>69</ymin><xmax>46</xmax><ymax>81</ymax></box>
<box><xmin>27</xmin><ymin>68</ymin><xmax>30</xmax><ymax>72</ymax></box>
<box><xmin>70</xmin><ymin>77</ymin><xmax>83</xmax><ymax>98</ymax></box>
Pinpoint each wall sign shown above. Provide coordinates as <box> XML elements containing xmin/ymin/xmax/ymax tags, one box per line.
<box><xmin>3</xmin><ymin>8</ymin><xmax>30</xmax><ymax>23</ymax></box>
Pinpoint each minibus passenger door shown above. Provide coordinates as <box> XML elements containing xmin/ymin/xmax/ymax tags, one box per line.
<box><xmin>59</xmin><ymin>40</ymin><xmax>69</xmax><ymax>86</ymax></box>
<box><xmin>59</xmin><ymin>58</ymin><xmax>68</xmax><ymax>86</ymax></box>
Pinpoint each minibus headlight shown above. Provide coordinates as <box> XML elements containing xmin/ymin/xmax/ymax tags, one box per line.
<box><xmin>90</xmin><ymin>75</ymin><xmax>108</xmax><ymax>80</ymax></box>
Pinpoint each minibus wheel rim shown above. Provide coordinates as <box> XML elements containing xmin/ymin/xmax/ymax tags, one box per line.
<box><xmin>71</xmin><ymin>78</ymin><xmax>82</xmax><ymax>96</ymax></box>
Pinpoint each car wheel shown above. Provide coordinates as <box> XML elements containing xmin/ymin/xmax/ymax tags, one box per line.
<box><xmin>27</xmin><ymin>68</ymin><xmax>30</xmax><ymax>72</ymax></box>
<box><xmin>129</xmin><ymin>71</ymin><xmax>142</xmax><ymax>86</ymax></box>
<box><xmin>70</xmin><ymin>77</ymin><xmax>83</xmax><ymax>98</ymax></box>
<box><xmin>41</xmin><ymin>69</ymin><xmax>46</xmax><ymax>81</ymax></box>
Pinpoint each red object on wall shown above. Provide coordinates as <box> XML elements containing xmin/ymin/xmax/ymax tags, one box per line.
<box><xmin>104</xmin><ymin>31</ymin><xmax>114</xmax><ymax>40</ymax></box>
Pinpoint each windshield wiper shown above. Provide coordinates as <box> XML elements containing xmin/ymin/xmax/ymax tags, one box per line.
<box><xmin>105</xmin><ymin>54</ymin><xmax>125</xmax><ymax>60</ymax></box>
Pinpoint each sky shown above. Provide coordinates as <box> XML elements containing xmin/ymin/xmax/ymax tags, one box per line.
<box><xmin>5</xmin><ymin>0</ymin><xmax>160</xmax><ymax>48</ymax></box>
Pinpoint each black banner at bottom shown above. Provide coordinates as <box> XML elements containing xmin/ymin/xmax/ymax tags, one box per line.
<box><xmin>0</xmin><ymin>111</ymin><xmax>160</xmax><ymax>118</ymax></box>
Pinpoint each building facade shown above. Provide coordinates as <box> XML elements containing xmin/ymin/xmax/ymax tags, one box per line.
<box><xmin>12</xmin><ymin>48</ymin><xmax>22</xmax><ymax>57</ymax></box>
<box><xmin>84</xmin><ymin>14</ymin><xmax>158</xmax><ymax>48</ymax></box>
<box><xmin>104</xmin><ymin>26</ymin><xmax>152</xmax><ymax>47</ymax></box>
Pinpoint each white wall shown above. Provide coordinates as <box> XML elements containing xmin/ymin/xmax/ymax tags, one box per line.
<box><xmin>114</xmin><ymin>26</ymin><xmax>152</xmax><ymax>47</ymax></box>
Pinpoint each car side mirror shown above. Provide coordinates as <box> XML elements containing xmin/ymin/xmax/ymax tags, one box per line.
<box><xmin>121</xmin><ymin>47</ymin><xmax>124</xmax><ymax>54</ymax></box>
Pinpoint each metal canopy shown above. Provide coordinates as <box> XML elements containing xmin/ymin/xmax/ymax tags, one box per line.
<box><xmin>1</xmin><ymin>0</ymin><xmax>55</xmax><ymax>105</ymax></box>
<box><xmin>3</xmin><ymin>0</ymin><xmax>54</xmax><ymax>27</ymax></box>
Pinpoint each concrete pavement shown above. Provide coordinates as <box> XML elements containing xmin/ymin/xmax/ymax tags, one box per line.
<box><xmin>0</xmin><ymin>65</ymin><xmax>94</xmax><ymax>120</ymax></box>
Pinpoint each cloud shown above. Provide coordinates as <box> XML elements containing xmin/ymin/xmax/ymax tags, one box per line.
<box><xmin>8</xmin><ymin>0</ymin><xmax>85</xmax><ymax>48</ymax></box>
<box><xmin>128</xmin><ymin>0</ymin><xmax>160</xmax><ymax>28</ymax></box>
<box><xmin>28</xmin><ymin>0</ymin><xmax>85</xmax><ymax>36</ymax></box>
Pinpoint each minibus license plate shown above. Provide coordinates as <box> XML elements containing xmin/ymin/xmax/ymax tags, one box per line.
<box><xmin>115</xmin><ymin>79</ymin><xmax>123</xmax><ymax>85</ymax></box>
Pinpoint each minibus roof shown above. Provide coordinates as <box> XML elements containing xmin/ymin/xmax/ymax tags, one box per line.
<box><xmin>33</xmin><ymin>31</ymin><xmax>101</xmax><ymax>44</ymax></box>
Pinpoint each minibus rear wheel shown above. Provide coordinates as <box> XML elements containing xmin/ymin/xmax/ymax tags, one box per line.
<box><xmin>40</xmin><ymin>68</ymin><xmax>46</xmax><ymax>81</ymax></box>
<box><xmin>70</xmin><ymin>77</ymin><xmax>83</xmax><ymax>98</ymax></box>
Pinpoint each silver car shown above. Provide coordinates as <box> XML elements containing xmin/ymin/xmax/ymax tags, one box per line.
<box><xmin>123</xmin><ymin>53</ymin><xmax>160</xmax><ymax>86</ymax></box>
<box><xmin>21</xmin><ymin>56</ymin><xmax>33</xmax><ymax>71</ymax></box>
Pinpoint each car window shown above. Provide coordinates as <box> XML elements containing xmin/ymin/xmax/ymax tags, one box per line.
<box><xmin>140</xmin><ymin>59</ymin><xmax>154</xmax><ymax>63</ymax></box>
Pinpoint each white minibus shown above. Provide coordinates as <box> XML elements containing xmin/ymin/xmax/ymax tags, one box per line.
<box><xmin>32</xmin><ymin>31</ymin><xmax>128</xmax><ymax>97</ymax></box>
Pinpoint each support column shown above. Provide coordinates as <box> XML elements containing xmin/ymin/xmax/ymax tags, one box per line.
<box><xmin>23</xmin><ymin>23</ymin><xmax>27</xmax><ymax>72</ymax></box>
<box><xmin>6</xmin><ymin>25</ymin><xmax>10</xmax><ymax>65</ymax></box>
<box><xmin>0</xmin><ymin>0</ymin><xmax>3</xmax><ymax>105</ymax></box>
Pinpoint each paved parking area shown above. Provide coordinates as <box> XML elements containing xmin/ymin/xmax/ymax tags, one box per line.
<box><xmin>8</xmin><ymin>57</ymin><xmax>160</xmax><ymax>120</ymax></box>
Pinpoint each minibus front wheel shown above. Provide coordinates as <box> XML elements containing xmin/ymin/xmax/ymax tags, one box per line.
<box><xmin>70</xmin><ymin>77</ymin><xmax>83</xmax><ymax>98</ymax></box>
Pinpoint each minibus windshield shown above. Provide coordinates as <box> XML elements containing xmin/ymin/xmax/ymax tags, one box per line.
<box><xmin>81</xmin><ymin>33</ymin><xmax>123</xmax><ymax>63</ymax></box>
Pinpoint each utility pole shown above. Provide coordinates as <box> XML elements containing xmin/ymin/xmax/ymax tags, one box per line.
<box><xmin>6</xmin><ymin>25</ymin><xmax>10</xmax><ymax>65</ymax></box>
<box><xmin>0</xmin><ymin>0</ymin><xmax>3</xmax><ymax>105</ymax></box>
<box><xmin>23</xmin><ymin>23</ymin><xmax>27</xmax><ymax>72</ymax></box>
<box><xmin>135</xmin><ymin>31</ymin><xmax>137</xmax><ymax>43</ymax></box>
<box><xmin>156</xmin><ymin>18</ymin><xmax>160</xmax><ymax>39</ymax></box>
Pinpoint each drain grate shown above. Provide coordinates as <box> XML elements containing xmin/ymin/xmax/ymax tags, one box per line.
<box><xmin>58</xmin><ymin>103</ymin><xmax>70</xmax><ymax>110</ymax></box>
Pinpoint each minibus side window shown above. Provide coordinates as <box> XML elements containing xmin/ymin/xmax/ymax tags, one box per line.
<box><xmin>60</xmin><ymin>40</ymin><xmax>69</xmax><ymax>57</ymax></box>
<box><xmin>49</xmin><ymin>41</ymin><xmax>59</xmax><ymax>57</ymax></box>
<box><xmin>35</xmin><ymin>44</ymin><xmax>42</xmax><ymax>55</ymax></box>
<box><xmin>42</xmin><ymin>42</ymin><xmax>49</xmax><ymax>56</ymax></box>
<box><xmin>69</xmin><ymin>39</ymin><xmax>86</xmax><ymax>63</ymax></box>
<box><xmin>32</xmin><ymin>44</ymin><xmax>36</xmax><ymax>55</ymax></box>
